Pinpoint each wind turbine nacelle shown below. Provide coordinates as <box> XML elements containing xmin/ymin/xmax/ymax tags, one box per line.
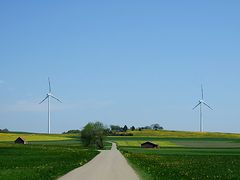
<box><xmin>199</xmin><ymin>100</ymin><xmax>204</xmax><ymax>103</ymax></box>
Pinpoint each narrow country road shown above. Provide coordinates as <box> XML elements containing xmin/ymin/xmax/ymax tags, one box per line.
<box><xmin>58</xmin><ymin>143</ymin><xmax>139</xmax><ymax>180</ymax></box>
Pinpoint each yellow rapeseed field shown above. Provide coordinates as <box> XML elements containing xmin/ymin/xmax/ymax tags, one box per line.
<box><xmin>125</xmin><ymin>129</ymin><xmax>240</xmax><ymax>138</ymax></box>
<box><xmin>0</xmin><ymin>132</ymin><xmax>77</xmax><ymax>142</ymax></box>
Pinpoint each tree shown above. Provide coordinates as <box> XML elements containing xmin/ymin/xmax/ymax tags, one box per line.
<box><xmin>123</xmin><ymin>125</ymin><xmax>128</xmax><ymax>132</ymax></box>
<box><xmin>151</xmin><ymin>123</ymin><xmax>164</xmax><ymax>130</ymax></box>
<box><xmin>104</xmin><ymin>128</ymin><xmax>111</xmax><ymax>135</ymax></box>
<box><xmin>130</xmin><ymin>126</ymin><xmax>135</xmax><ymax>131</ymax></box>
<box><xmin>81</xmin><ymin>122</ymin><xmax>106</xmax><ymax>149</ymax></box>
<box><xmin>110</xmin><ymin>125</ymin><xmax>121</xmax><ymax>132</ymax></box>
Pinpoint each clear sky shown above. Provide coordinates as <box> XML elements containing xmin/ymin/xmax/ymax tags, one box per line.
<box><xmin>0</xmin><ymin>1</ymin><xmax>240</xmax><ymax>133</ymax></box>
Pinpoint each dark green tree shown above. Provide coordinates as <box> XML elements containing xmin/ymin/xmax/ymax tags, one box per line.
<box><xmin>110</xmin><ymin>125</ymin><xmax>121</xmax><ymax>132</ymax></box>
<box><xmin>123</xmin><ymin>125</ymin><xmax>128</xmax><ymax>132</ymax></box>
<box><xmin>151</xmin><ymin>123</ymin><xmax>164</xmax><ymax>130</ymax></box>
<box><xmin>130</xmin><ymin>126</ymin><xmax>135</xmax><ymax>131</ymax></box>
<box><xmin>81</xmin><ymin>122</ymin><xmax>106</xmax><ymax>149</ymax></box>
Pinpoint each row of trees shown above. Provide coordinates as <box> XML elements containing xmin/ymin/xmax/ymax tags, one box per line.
<box><xmin>62</xmin><ymin>129</ymin><xmax>81</xmax><ymax>134</ymax></box>
<box><xmin>0</xmin><ymin>128</ymin><xmax>9</xmax><ymax>132</ymax></box>
<box><xmin>140</xmin><ymin>123</ymin><xmax>164</xmax><ymax>131</ymax></box>
<box><xmin>110</xmin><ymin>125</ymin><xmax>129</xmax><ymax>132</ymax></box>
<box><xmin>77</xmin><ymin>122</ymin><xmax>164</xmax><ymax>149</ymax></box>
<box><xmin>110</xmin><ymin>123</ymin><xmax>163</xmax><ymax>132</ymax></box>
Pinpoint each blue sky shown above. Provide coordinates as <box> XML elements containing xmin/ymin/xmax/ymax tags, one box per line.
<box><xmin>0</xmin><ymin>1</ymin><xmax>240</xmax><ymax>133</ymax></box>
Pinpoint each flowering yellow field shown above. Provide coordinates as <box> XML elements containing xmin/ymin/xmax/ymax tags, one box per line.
<box><xmin>125</xmin><ymin>129</ymin><xmax>240</xmax><ymax>138</ymax></box>
<box><xmin>0</xmin><ymin>132</ymin><xmax>77</xmax><ymax>142</ymax></box>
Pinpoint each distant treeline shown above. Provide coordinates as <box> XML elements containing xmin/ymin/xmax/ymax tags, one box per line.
<box><xmin>106</xmin><ymin>123</ymin><xmax>164</xmax><ymax>136</ymax></box>
<box><xmin>62</xmin><ymin>123</ymin><xmax>164</xmax><ymax>136</ymax></box>
<box><xmin>0</xmin><ymin>128</ymin><xmax>9</xmax><ymax>133</ymax></box>
<box><xmin>109</xmin><ymin>123</ymin><xmax>163</xmax><ymax>132</ymax></box>
<box><xmin>62</xmin><ymin>129</ymin><xmax>81</xmax><ymax>134</ymax></box>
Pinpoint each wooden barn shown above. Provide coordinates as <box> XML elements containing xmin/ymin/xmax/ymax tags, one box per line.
<box><xmin>141</xmin><ymin>141</ymin><xmax>158</xmax><ymax>148</ymax></box>
<box><xmin>15</xmin><ymin>137</ymin><xmax>27</xmax><ymax>144</ymax></box>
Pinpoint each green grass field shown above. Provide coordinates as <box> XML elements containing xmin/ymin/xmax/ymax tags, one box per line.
<box><xmin>110</xmin><ymin>130</ymin><xmax>240</xmax><ymax>179</ymax></box>
<box><xmin>0</xmin><ymin>132</ymin><xmax>98</xmax><ymax>180</ymax></box>
<box><xmin>109</xmin><ymin>130</ymin><xmax>240</xmax><ymax>149</ymax></box>
<box><xmin>109</xmin><ymin>136</ymin><xmax>240</xmax><ymax>148</ymax></box>
<box><xmin>123</xmin><ymin>151</ymin><xmax>240</xmax><ymax>179</ymax></box>
<box><xmin>2</xmin><ymin>130</ymin><xmax>240</xmax><ymax>179</ymax></box>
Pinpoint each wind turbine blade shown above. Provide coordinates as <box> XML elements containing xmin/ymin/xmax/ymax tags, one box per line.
<box><xmin>48</xmin><ymin>77</ymin><xmax>51</xmax><ymax>93</ymax></box>
<box><xmin>50</xmin><ymin>94</ymin><xmax>62</xmax><ymax>103</ymax></box>
<box><xmin>203</xmin><ymin>102</ymin><xmax>213</xmax><ymax>110</ymax></box>
<box><xmin>201</xmin><ymin>84</ymin><xmax>204</xmax><ymax>100</ymax></box>
<box><xmin>193</xmin><ymin>102</ymin><xmax>201</xmax><ymax>110</ymax></box>
<box><xmin>39</xmin><ymin>96</ymin><xmax>48</xmax><ymax>104</ymax></box>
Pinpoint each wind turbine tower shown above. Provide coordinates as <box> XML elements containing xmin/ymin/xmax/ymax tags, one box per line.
<box><xmin>39</xmin><ymin>78</ymin><xmax>62</xmax><ymax>134</ymax></box>
<box><xmin>193</xmin><ymin>85</ymin><xmax>213</xmax><ymax>132</ymax></box>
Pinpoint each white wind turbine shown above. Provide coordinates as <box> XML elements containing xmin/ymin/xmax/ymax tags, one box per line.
<box><xmin>39</xmin><ymin>78</ymin><xmax>62</xmax><ymax>134</ymax></box>
<box><xmin>193</xmin><ymin>85</ymin><xmax>213</xmax><ymax>132</ymax></box>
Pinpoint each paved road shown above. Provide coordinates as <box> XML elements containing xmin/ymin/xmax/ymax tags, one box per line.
<box><xmin>58</xmin><ymin>143</ymin><xmax>139</xmax><ymax>180</ymax></box>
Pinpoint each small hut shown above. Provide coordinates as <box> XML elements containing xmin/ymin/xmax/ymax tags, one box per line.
<box><xmin>15</xmin><ymin>137</ymin><xmax>27</xmax><ymax>144</ymax></box>
<box><xmin>141</xmin><ymin>141</ymin><xmax>158</xmax><ymax>148</ymax></box>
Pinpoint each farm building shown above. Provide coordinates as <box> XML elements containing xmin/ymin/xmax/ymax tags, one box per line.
<box><xmin>141</xmin><ymin>141</ymin><xmax>158</xmax><ymax>148</ymax></box>
<box><xmin>14</xmin><ymin>137</ymin><xmax>27</xmax><ymax>144</ymax></box>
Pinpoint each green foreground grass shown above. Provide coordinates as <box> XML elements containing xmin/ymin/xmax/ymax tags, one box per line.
<box><xmin>0</xmin><ymin>132</ymin><xmax>99</xmax><ymax>180</ymax></box>
<box><xmin>110</xmin><ymin>130</ymin><xmax>240</xmax><ymax>179</ymax></box>
<box><xmin>122</xmin><ymin>150</ymin><xmax>240</xmax><ymax>179</ymax></box>
<box><xmin>0</xmin><ymin>143</ymin><xmax>98</xmax><ymax>180</ymax></box>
